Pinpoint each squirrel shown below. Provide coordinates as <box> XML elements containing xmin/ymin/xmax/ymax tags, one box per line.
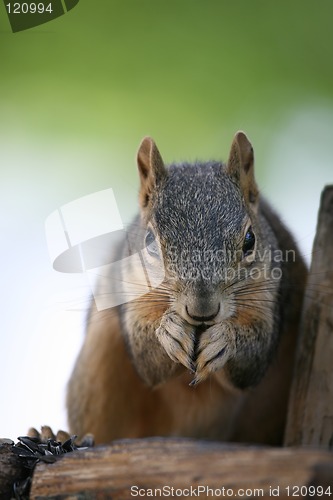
<box><xmin>67</xmin><ymin>132</ymin><xmax>307</xmax><ymax>445</ymax></box>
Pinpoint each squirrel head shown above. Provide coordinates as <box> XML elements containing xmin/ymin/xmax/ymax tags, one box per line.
<box><xmin>133</xmin><ymin>132</ymin><xmax>276</xmax><ymax>327</ymax></box>
<box><xmin>137</xmin><ymin>132</ymin><xmax>258</xmax><ymax>216</ymax></box>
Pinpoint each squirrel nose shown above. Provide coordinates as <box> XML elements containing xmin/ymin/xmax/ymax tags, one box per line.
<box><xmin>185</xmin><ymin>303</ymin><xmax>220</xmax><ymax>324</ymax></box>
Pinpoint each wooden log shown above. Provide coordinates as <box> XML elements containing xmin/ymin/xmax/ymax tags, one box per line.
<box><xmin>30</xmin><ymin>438</ymin><xmax>333</xmax><ymax>499</ymax></box>
<box><xmin>284</xmin><ymin>185</ymin><xmax>333</xmax><ymax>447</ymax></box>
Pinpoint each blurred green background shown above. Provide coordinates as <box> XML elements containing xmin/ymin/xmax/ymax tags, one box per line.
<box><xmin>0</xmin><ymin>1</ymin><xmax>332</xmax><ymax>438</ymax></box>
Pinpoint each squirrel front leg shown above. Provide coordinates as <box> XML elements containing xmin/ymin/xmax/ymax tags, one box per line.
<box><xmin>156</xmin><ymin>310</ymin><xmax>196</xmax><ymax>373</ymax></box>
<box><xmin>193</xmin><ymin>318</ymin><xmax>277</xmax><ymax>388</ymax></box>
<box><xmin>125</xmin><ymin>309</ymin><xmax>195</xmax><ymax>386</ymax></box>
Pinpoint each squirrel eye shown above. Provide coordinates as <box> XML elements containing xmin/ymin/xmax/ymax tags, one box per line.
<box><xmin>145</xmin><ymin>229</ymin><xmax>160</xmax><ymax>258</ymax></box>
<box><xmin>242</xmin><ymin>227</ymin><xmax>256</xmax><ymax>258</ymax></box>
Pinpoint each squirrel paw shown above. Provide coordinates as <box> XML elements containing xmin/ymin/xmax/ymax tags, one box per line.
<box><xmin>156</xmin><ymin>311</ymin><xmax>196</xmax><ymax>373</ymax></box>
<box><xmin>190</xmin><ymin>324</ymin><xmax>236</xmax><ymax>385</ymax></box>
<box><xmin>27</xmin><ymin>426</ymin><xmax>94</xmax><ymax>447</ymax></box>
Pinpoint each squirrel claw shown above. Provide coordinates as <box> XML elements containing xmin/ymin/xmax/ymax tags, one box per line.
<box><xmin>189</xmin><ymin>361</ymin><xmax>196</xmax><ymax>374</ymax></box>
<box><xmin>189</xmin><ymin>376</ymin><xmax>199</xmax><ymax>387</ymax></box>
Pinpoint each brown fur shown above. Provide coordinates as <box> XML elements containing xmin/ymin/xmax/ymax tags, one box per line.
<box><xmin>67</xmin><ymin>300</ymin><xmax>302</xmax><ymax>445</ymax></box>
<box><xmin>67</xmin><ymin>307</ymin><xmax>243</xmax><ymax>442</ymax></box>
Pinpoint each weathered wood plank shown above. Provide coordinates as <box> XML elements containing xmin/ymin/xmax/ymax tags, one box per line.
<box><xmin>30</xmin><ymin>438</ymin><xmax>333</xmax><ymax>499</ymax></box>
<box><xmin>285</xmin><ymin>185</ymin><xmax>333</xmax><ymax>447</ymax></box>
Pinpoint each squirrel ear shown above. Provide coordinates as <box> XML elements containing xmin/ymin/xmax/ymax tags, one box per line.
<box><xmin>226</xmin><ymin>131</ymin><xmax>259</xmax><ymax>209</ymax></box>
<box><xmin>137</xmin><ymin>137</ymin><xmax>167</xmax><ymax>208</ymax></box>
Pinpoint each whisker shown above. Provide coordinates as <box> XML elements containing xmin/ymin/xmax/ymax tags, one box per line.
<box><xmin>234</xmin><ymin>287</ymin><xmax>277</xmax><ymax>296</ymax></box>
<box><xmin>234</xmin><ymin>297</ymin><xmax>277</xmax><ymax>304</ymax></box>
